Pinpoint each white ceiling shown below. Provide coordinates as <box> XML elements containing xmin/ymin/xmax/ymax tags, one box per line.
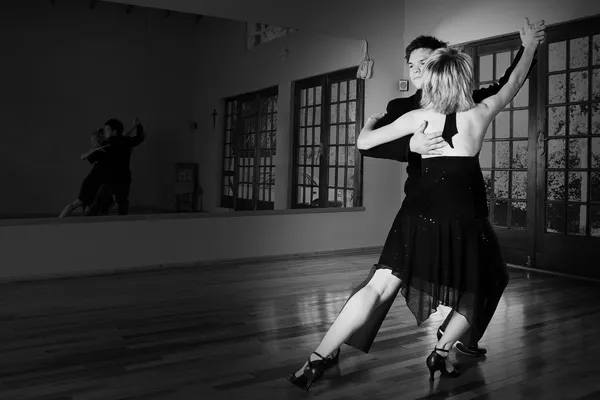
<box><xmin>101</xmin><ymin>0</ymin><xmax>404</xmax><ymax>40</ymax></box>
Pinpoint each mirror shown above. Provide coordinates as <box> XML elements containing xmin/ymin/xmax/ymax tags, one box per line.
<box><xmin>1</xmin><ymin>0</ymin><xmax>367</xmax><ymax>221</ymax></box>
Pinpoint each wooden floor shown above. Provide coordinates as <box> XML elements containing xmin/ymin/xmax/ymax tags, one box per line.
<box><xmin>1</xmin><ymin>252</ymin><xmax>600</xmax><ymax>400</ymax></box>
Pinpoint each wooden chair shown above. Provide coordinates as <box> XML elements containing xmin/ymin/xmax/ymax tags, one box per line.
<box><xmin>175</xmin><ymin>163</ymin><xmax>202</xmax><ymax>212</ymax></box>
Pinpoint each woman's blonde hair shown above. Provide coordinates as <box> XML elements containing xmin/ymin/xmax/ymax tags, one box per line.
<box><xmin>419</xmin><ymin>47</ymin><xmax>476</xmax><ymax>114</ymax></box>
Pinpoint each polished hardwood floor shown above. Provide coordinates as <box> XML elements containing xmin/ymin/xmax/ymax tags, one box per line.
<box><xmin>1</xmin><ymin>251</ymin><xmax>600</xmax><ymax>400</ymax></box>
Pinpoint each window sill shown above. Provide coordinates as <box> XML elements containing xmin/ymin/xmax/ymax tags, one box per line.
<box><xmin>0</xmin><ymin>207</ymin><xmax>366</xmax><ymax>227</ymax></box>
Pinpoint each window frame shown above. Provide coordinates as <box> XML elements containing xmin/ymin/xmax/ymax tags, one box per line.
<box><xmin>290</xmin><ymin>67</ymin><xmax>365</xmax><ymax>209</ymax></box>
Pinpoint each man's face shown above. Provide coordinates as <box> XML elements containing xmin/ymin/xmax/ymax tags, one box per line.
<box><xmin>408</xmin><ymin>48</ymin><xmax>433</xmax><ymax>89</ymax></box>
<box><xmin>104</xmin><ymin>125</ymin><xmax>116</xmax><ymax>138</ymax></box>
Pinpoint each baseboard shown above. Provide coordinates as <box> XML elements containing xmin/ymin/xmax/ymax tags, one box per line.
<box><xmin>0</xmin><ymin>245</ymin><xmax>384</xmax><ymax>284</ymax></box>
<box><xmin>506</xmin><ymin>263</ymin><xmax>600</xmax><ymax>284</ymax></box>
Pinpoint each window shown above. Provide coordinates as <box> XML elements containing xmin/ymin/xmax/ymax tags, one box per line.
<box><xmin>544</xmin><ymin>34</ymin><xmax>600</xmax><ymax>236</ymax></box>
<box><xmin>292</xmin><ymin>68</ymin><xmax>364</xmax><ymax>208</ymax></box>
<box><xmin>221</xmin><ymin>87</ymin><xmax>278</xmax><ymax>211</ymax></box>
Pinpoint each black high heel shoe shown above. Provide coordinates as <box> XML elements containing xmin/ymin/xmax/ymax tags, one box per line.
<box><xmin>287</xmin><ymin>351</ymin><xmax>327</xmax><ymax>391</ymax></box>
<box><xmin>426</xmin><ymin>347</ymin><xmax>461</xmax><ymax>381</ymax></box>
<box><xmin>324</xmin><ymin>348</ymin><xmax>340</xmax><ymax>370</ymax></box>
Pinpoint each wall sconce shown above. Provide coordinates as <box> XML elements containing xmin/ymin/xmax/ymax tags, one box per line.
<box><xmin>398</xmin><ymin>79</ymin><xmax>409</xmax><ymax>91</ymax></box>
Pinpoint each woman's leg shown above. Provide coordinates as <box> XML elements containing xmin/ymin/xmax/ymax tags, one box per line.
<box><xmin>291</xmin><ymin>269</ymin><xmax>402</xmax><ymax>377</ymax></box>
<box><xmin>58</xmin><ymin>199</ymin><xmax>84</xmax><ymax>218</ymax></box>
<box><xmin>433</xmin><ymin>310</ymin><xmax>471</xmax><ymax>372</ymax></box>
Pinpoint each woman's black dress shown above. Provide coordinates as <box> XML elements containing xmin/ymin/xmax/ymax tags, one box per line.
<box><xmin>376</xmin><ymin>112</ymin><xmax>508</xmax><ymax>328</ymax></box>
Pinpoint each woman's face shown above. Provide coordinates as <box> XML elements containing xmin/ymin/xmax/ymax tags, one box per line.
<box><xmin>408</xmin><ymin>48</ymin><xmax>433</xmax><ymax>89</ymax></box>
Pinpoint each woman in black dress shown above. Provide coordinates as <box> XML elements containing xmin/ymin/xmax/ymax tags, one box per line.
<box><xmin>58</xmin><ymin>128</ymin><xmax>112</xmax><ymax>218</ymax></box>
<box><xmin>288</xmin><ymin>19</ymin><xmax>543</xmax><ymax>391</ymax></box>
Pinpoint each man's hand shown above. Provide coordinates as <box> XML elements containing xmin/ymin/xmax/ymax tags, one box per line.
<box><xmin>519</xmin><ymin>17</ymin><xmax>545</xmax><ymax>49</ymax></box>
<box><xmin>409</xmin><ymin>121</ymin><xmax>448</xmax><ymax>155</ymax></box>
<box><xmin>363</xmin><ymin>112</ymin><xmax>386</xmax><ymax>131</ymax></box>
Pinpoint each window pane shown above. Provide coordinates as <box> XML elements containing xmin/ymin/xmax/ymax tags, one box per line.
<box><xmin>593</xmin><ymin>103</ymin><xmax>600</xmax><ymax>134</ymax></box>
<box><xmin>549</xmin><ymin>74</ymin><xmax>567</xmax><ymax>104</ymax></box>
<box><xmin>479</xmin><ymin>54</ymin><xmax>494</xmax><ymax>81</ymax></box>
<box><xmin>591</xmin><ymin>172</ymin><xmax>600</xmax><ymax>201</ymax></box>
<box><xmin>568</xmin><ymin>138</ymin><xmax>589</xmax><ymax>169</ymax></box>
<box><xmin>594</xmin><ymin>35</ymin><xmax>600</xmax><ymax>66</ymax></box>
<box><xmin>548</xmin><ymin>106</ymin><xmax>566</xmax><ymax>136</ymax></box>
<box><xmin>495</xmin><ymin>51</ymin><xmax>511</xmax><ymax>80</ymax></box>
<box><xmin>567</xmin><ymin>203</ymin><xmax>587</xmax><ymax>236</ymax></box>
<box><xmin>495</xmin><ymin>111</ymin><xmax>510</xmax><ymax>138</ymax></box>
<box><xmin>349</xmin><ymin>80</ymin><xmax>357</xmax><ymax>100</ymax></box>
<box><xmin>339</xmin><ymin>125</ymin><xmax>346</xmax><ymax>145</ymax></box>
<box><xmin>512</xmin><ymin>141</ymin><xmax>528</xmax><ymax>169</ymax></box>
<box><xmin>330</xmin><ymin>126</ymin><xmax>337</xmax><ymax>145</ymax></box>
<box><xmin>591</xmin><ymin>205</ymin><xmax>600</xmax><ymax>237</ymax></box>
<box><xmin>349</xmin><ymin>102</ymin><xmax>356</xmax><ymax>122</ymax></box>
<box><xmin>348</xmin><ymin>125</ymin><xmax>356</xmax><ymax>144</ymax></box>
<box><xmin>569</xmin><ymin>104</ymin><xmax>589</xmax><ymax>136</ymax></box>
<box><xmin>547</xmin><ymin>171</ymin><xmax>565</xmax><ymax>201</ymax></box>
<box><xmin>340</xmin><ymin>81</ymin><xmax>348</xmax><ymax>101</ymax></box>
<box><xmin>331</xmin><ymin>104</ymin><xmax>338</xmax><ymax>124</ymax></box>
<box><xmin>339</xmin><ymin>103</ymin><xmax>347</xmax><ymax>123</ymax></box>
<box><xmin>593</xmin><ymin>69</ymin><xmax>600</xmax><ymax>101</ymax></box>
<box><xmin>346</xmin><ymin>189</ymin><xmax>354</xmax><ymax>207</ymax></box>
<box><xmin>493</xmin><ymin>200</ymin><xmax>508</xmax><ymax>227</ymax></box>
<box><xmin>513</xmin><ymin>109</ymin><xmax>528</xmax><ymax>138</ymax></box>
<box><xmin>547</xmin><ymin>139</ymin><xmax>566</xmax><ymax>168</ymax></box>
<box><xmin>347</xmin><ymin>167</ymin><xmax>355</xmax><ymax>189</ymax></box>
<box><xmin>511</xmin><ymin>201</ymin><xmax>527</xmax><ymax>229</ymax></box>
<box><xmin>592</xmin><ymin>138</ymin><xmax>600</xmax><ymax>168</ymax></box>
<box><xmin>307</xmin><ymin>87</ymin><xmax>314</xmax><ymax>106</ymax></box>
<box><xmin>570</xmin><ymin>37</ymin><xmax>589</xmax><ymax>69</ymax></box>
<box><xmin>494</xmin><ymin>141</ymin><xmax>510</xmax><ymax>168</ymax></box>
<box><xmin>546</xmin><ymin>203</ymin><xmax>565</xmax><ymax>233</ymax></box>
<box><xmin>549</xmin><ymin>41</ymin><xmax>566</xmax><ymax>72</ymax></box>
<box><xmin>569</xmin><ymin>71</ymin><xmax>588</xmax><ymax>102</ymax></box>
<box><xmin>511</xmin><ymin>171</ymin><xmax>527</xmax><ymax>200</ymax></box>
<box><xmin>494</xmin><ymin>171</ymin><xmax>509</xmax><ymax>198</ymax></box>
<box><xmin>568</xmin><ymin>172</ymin><xmax>588</xmax><ymax>201</ymax></box>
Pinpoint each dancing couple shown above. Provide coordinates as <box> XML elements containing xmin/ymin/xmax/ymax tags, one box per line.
<box><xmin>288</xmin><ymin>17</ymin><xmax>545</xmax><ymax>391</ymax></box>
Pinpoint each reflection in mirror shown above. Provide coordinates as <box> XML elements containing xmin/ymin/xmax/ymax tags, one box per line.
<box><xmin>2</xmin><ymin>0</ymin><xmax>366</xmax><ymax>221</ymax></box>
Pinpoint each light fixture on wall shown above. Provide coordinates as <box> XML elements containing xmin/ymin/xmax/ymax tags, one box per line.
<box><xmin>398</xmin><ymin>79</ymin><xmax>409</xmax><ymax>91</ymax></box>
<box><xmin>357</xmin><ymin>39</ymin><xmax>373</xmax><ymax>80</ymax></box>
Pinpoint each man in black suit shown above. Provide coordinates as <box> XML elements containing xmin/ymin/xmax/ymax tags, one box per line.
<box><xmin>334</xmin><ymin>31</ymin><xmax>540</xmax><ymax>361</ymax></box>
<box><xmin>86</xmin><ymin>117</ymin><xmax>145</xmax><ymax>216</ymax></box>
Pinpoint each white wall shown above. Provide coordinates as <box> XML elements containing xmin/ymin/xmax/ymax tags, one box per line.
<box><xmin>404</xmin><ymin>0</ymin><xmax>600</xmax><ymax>46</ymax></box>
<box><xmin>103</xmin><ymin>0</ymin><xmax>408</xmax><ymax>40</ymax></box>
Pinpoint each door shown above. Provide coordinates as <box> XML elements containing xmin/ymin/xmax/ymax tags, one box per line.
<box><xmin>534</xmin><ymin>18</ymin><xmax>600</xmax><ymax>279</ymax></box>
<box><xmin>470</xmin><ymin>38</ymin><xmax>538</xmax><ymax>266</ymax></box>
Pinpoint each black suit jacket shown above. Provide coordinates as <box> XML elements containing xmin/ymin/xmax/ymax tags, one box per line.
<box><xmin>360</xmin><ymin>46</ymin><xmax>537</xmax><ymax>196</ymax></box>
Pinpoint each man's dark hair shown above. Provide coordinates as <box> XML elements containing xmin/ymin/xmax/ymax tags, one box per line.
<box><xmin>104</xmin><ymin>118</ymin><xmax>124</xmax><ymax>135</ymax></box>
<box><xmin>405</xmin><ymin>35</ymin><xmax>449</xmax><ymax>63</ymax></box>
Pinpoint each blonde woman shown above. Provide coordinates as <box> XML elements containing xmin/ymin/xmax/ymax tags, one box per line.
<box><xmin>288</xmin><ymin>18</ymin><xmax>544</xmax><ymax>391</ymax></box>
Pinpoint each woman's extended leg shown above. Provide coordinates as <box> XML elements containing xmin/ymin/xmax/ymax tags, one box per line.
<box><xmin>288</xmin><ymin>268</ymin><xmax>401</xmax><ymax>390</ymax></box>
<box><xmin>58</xmin><ymin>199</ymin><xmax>84</xmax><ymax>218</ymax></box>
